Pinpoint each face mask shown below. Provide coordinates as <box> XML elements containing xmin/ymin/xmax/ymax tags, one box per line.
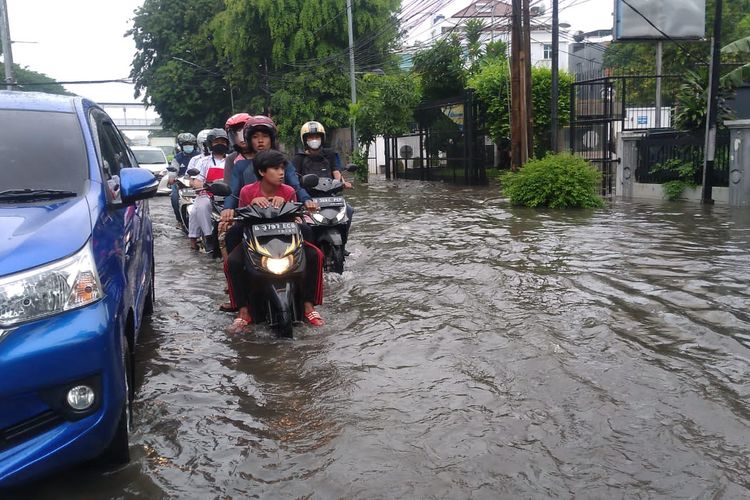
<box><xmin>306</xmin><ymin>138</ymin><xmax>322</xmax><ymax>150</ymax></box>
<box><xmin>211</xmin><ymin>143</ymin><xmax>229</xmax><ymax>155</ymax></box>
<box><xmin>183</xmin><ymin>145</ymin><xmax>194</xmax><ymax>154</ymax></box>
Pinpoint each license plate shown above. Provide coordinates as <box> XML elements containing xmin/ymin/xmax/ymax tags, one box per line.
<box><xmin>316</xmin><ymin>197</ymin><xmax>345</xmax><ymax>208</ymax></box>
<box><xmin>252</xmin><ymin>222</ymin><xmax>298</xmax><ymax>237</ymax></box>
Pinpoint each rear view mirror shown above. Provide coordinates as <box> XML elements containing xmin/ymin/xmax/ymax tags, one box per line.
<box><xmin>186</xmin><ymin>167</ymin><xmax>200</xmax><ymax>177</ymax></box>
<box><xmin>302</xmin><ymin>174</ymin><xmax>319</xmax><ymax>188</ymax></box>
<box><xmin>206</xmin><ymin>181</ymin><xmax>231</xmax><ymax>197</ymax></box>
<box><xmin>166</xmin><ymin>165</ymin><xmax>178</xmax><ymax>172</ymax></box>
<box><xmin>117</xmin><ymin>168</ymin><xmax>158</xmax><ymax>206</ymax></box>
<box><xmin>345</xmin><ymin>163</ymin><xmax>358</xmax><ymax>172</ymax></box>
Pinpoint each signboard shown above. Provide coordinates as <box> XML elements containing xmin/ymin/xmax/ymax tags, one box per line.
<box><xmin>637</xmin><ymin>115</ymin><xmax>648</xmax><ymax>125</ymax></box>
<box><xmin>614</xmin><ymin>0</ymin><xmax>705</xmax><ymax>40</ymax></box>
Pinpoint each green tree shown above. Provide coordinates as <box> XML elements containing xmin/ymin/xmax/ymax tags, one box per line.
<box><xmin>128</xmin><ymin>0</ymin><xmax>238</xmax><ymax>133</ymax></box>
<box><xmin>469</xmin><ymin>61</ymin><xmax>572</xmax><ymax>161</ymax></box>
<box><xmin>530</xmin><ymin>67</ymin><xmax>573</xmax><ymax>157</ymax></box>
<box><xmin>464</xmin><ymin>19</ymin><xmax>485</xmax><ymax>74</ymax></box>
<box><xmin>13</xmin><ymin>66</ymin><xmax>72</xmax><ymax>95</ymax></box>
<box><xmin>412</xmin><ymin>34</ymin><xmax>466</xmax><ymax>101</ymax></box>
<box><xmin>210</xmin><ymin>0</ymin><xmax>400</xmax><ymax>145</ymax></box>
<box><xmin>352</xmin><ymin>71</ymin><xmax>421</xmax><ymax>159</ymax></box>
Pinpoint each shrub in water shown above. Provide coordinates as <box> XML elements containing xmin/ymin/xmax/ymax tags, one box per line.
<box><xmin>500</xmin><ymin>153</ymin><xmax>604</xmax><ymax>208</ymax></box>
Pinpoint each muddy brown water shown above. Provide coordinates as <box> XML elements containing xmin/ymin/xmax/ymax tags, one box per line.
<box><xmin>11</xmin><ymin>178</ymin><xmax>750</xmax><ymax>498</ymax></box>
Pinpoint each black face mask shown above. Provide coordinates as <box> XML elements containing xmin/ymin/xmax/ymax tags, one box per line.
<box><xmin>211</xmin><ymin>144</ymin><xmax>229</xmax><ymax>155</ymax></box>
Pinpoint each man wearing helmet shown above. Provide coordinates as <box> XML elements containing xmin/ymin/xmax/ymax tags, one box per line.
<box><xmin>188</xmin><ymin>128</ymin><xmax>231</xmax><ymax>250</ymax></box>
<box><xmin>222</xmin><ymin>112</ymin><xmax>252</xmax><ymax>185</ymax></box>
<box><xmin>168</xmin><ymin>132</ymin><xmax>200</xmax><ymax>225</ymax></box>
<box><xmin>293</xmin><ymin>120</ymin><xmax>354</xmax><ymax>251</ymax></box>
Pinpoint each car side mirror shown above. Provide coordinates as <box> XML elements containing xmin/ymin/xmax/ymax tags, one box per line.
<box><xmin>186</xmin><ymin>167</ymin><xmax>200</xmax><ymax>177</ymax></box>
<box><xmin>345</xmin><ymin>163</ymin><xmax>358</xmax><ymax>172</ymax></box>
<box><xmin>116</xmin><ymin>168</ymin><xmax>158</xmax><ymax>206</ymax></box>
<box><xmin>302</xmin><ymin>174</ymin><xmax>319</xmax><ymax>188</ymax></box>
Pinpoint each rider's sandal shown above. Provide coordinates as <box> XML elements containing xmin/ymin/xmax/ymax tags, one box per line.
<box><xmin>219</xmin><ymin>302</ymin><xmax>238</xmax><ymax>313</ymax></box>
<box><xmin>304</xmin><ymin>310</ymin><xmax>325</xmax><ymax>327</ymax></box>
<box><xmin>226</xmin><ymin>317</ymin><xmax>250</xmax><ymax>334</ymax></box>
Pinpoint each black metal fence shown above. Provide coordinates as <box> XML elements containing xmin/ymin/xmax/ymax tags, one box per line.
<box><xmin>570</xmin><ymin>74</ymin><xmax>683</xmax><ymax>196</ymax></box>
<box><xmin>636</xmin><ymin>129</ymin><xmax>730</xmax><ymax>186</ymax></box>
<box><xmin>382</xmin><ymin>90</ymin><xmax>489</xmax><ymax>185</ymax></box>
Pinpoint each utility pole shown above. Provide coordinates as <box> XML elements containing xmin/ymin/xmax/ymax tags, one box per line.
<box><xmin>522</xmin><ymin>0</ymin><xmax>533</xmax><ymax>159</ymax></box>
<box><xmin>346</xmin><ymin>0</ymin><xmax>357</xmax><ymax>155</ymax></box>
<box><xmin>551</xmin><ymin>0</ymin><xmax>559</xmax><ymax>151</ymax></box>
<box><xmin>655</xmin><ymin>40</ymin><xmax>662</xmax><ymax>127</ymax></box>
<box><xmin>0</xmin><ymin>0</ymin><xmax>16</xmax><ymax>90</ymax></box>
<box><xmin>510</xmin><ymin>0</ymin><xmax>529</xmax><ymax>170</ymax></box>
<box><xmin>702</xmin><ymin>0</ymin><xmax>723</xmax><ymax>204</ymax></box>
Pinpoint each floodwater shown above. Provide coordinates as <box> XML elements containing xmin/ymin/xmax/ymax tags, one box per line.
<box><xmin>11</xmin><ymin>177</ymin><xmax>750</xmax><ymax>498</ymax></box>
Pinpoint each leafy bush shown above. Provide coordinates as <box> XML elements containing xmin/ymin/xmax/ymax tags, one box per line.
<box><xmin>350</xmin><ymin>147</ymin><xmax>369</xmax><ymax>183</ymax></box>
<box><xmin>500</xmin><ymin>153</ymin><xmax>604</xmax><ymax>208</ymax></box>
<box><xmin>650</xmin><ymin>158</ymin><xmax>698</xmax><ymax>201</ymax></box>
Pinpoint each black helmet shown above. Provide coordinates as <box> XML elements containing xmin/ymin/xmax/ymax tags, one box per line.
<box><xmin>206</xmin><ymin>128</ymin><xmax>229</xmax><ymax>144</ymax></box>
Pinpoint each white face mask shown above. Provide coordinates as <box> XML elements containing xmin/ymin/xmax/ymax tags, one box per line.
<box><xmin>306</xmin><ymin>138</ymin><xmax>322</xmax><ymax>150</ymax></box>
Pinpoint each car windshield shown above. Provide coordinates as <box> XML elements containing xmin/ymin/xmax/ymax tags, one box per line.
<box><xmin>134</xmin><ymin>149</ymin><xmax>166</xmax><ymax>164</ymax></box>
<box><xmin>0</xmin><ymin>109</ymin><xmax>88</xmax><ymax>195</ymax></box>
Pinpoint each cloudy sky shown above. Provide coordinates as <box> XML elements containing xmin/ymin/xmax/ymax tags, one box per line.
<box><xmin>5</xmin><ymin>0</ymin><xmax>613</xmax><ymax>106</ymax></box>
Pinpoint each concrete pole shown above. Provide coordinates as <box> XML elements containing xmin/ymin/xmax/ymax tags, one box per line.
<box><xmin>702</xmin><ymin>0</ymin><xmax>723</xmax><ymax>204</ymax></box>
<box><xmin>655</xmin><ymin>40</ymin><xmax>662</xmax><ymax>128</ymax></box>
<box><xmin>346</xmin><ymin>0</ymin><xmax>357</xmax><ymax>155</ymax></box>
<box><xmin>0</xmin><ymin>0</ymin><xmax>16</xmax><ymax>90</ymax></box>
<box><xmin>551</xmin><ymin>0</ymin><xmax>559</xmax><ymax>151</ymax></box>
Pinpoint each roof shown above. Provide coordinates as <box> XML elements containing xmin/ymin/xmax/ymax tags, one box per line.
<box><xmin>0</xmin><ymin>90</ymin><xmax>87</xmax><ymax>113</ymax></box>
<box><xmin>452</xmin><ymin>0</ymin><xmax>512</xmax><ymax>19</ymax></box>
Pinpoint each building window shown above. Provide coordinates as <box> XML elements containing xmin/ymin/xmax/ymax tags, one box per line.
<box><xmin>543</xmin><ymin>44</ymin><xmax>552</xmax><ymax>59</ymax></box>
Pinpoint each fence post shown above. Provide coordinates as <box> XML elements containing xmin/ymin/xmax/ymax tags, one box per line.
<box><xmin>725</xmin><ymin>119</ymin><xmax>750</xmax><ymax>207</ymax></box>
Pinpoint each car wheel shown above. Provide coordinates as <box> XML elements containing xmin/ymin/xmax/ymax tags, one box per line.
<box><xmin>98</xmin><ymin>335</ymin><xmax>132</xmax><ymax>465</ymax></box>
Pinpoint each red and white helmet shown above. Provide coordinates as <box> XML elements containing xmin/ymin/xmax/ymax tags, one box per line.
<box><xmin>225</xmin><ymin>113</ymin><xmax>252</xmax><ymax>151</ymax></box>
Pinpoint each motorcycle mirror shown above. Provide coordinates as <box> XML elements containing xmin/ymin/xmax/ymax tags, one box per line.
<box><xmin>206</xmin><ymin>181</ymin><xmax>232</xmax><ymax>197</ymax></box>
<box><xmin>345</xmin><ymin>163</ymin><xmax>358</xmax><ymax>172</ymax></box>
<box><xmin>186</xmin><ymin>167</ymin><xmax>200</xmax><ymax>177</ymax></box>
<box><xmin>166</xmin><ymin>165</ymin><xmax>178</xmax><ymax>172</ymax></box>
<box><xmin>302</xmin><ymin>174</ymin><xmax>320</xmax><ymax>188</ymax></box>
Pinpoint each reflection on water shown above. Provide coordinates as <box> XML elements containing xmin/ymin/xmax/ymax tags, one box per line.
<box><xmin>13</xmin><ymin>179</ymin><xmax>750</xmax><ymax>498</ymax></box>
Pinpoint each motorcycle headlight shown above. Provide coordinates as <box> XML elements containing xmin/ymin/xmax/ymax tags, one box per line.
<box><xmin>262</xmin><ymin>255</ymin><xmax>293</xmax><ymax>275</ymax></box>
<box><xmin>0</xmin><ymin>243</ymin><xmax>103</xmax><ymax>328</ymax></box>
<box><xmin>312</xmin><ymin>213</ymin><xmax>326</xmax><ymax>223</ymax></box>
<box><xmin>335</xmin><ymin>206</ymin><xmax>347</xmax><ymax>222</ymax></box>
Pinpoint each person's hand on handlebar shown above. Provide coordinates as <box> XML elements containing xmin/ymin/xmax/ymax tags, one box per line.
<box><xmin>220</xmin><ymin>208</ymin><xmax>235</xmax><ymax>222</ymax></box>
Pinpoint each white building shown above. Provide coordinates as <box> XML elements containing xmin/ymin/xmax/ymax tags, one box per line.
<box><xmin>444</xmin><ymin>0</ymin><xmax>570</xmax><ymax>71</ymax></box>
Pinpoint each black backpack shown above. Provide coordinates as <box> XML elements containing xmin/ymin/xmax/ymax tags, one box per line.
<box><xmin>292</xmin><ymin>148</ymin><xmax>338</xmax><ymax>179</ymax></box>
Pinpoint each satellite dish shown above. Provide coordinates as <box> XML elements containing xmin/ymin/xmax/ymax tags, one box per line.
<box><xmin>400</xmin><ymin>145</ymin><xmax>413</xmax><ymax>159</ymax></box>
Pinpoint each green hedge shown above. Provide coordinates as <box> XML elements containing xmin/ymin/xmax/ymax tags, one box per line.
<box><xmin>500</xmin><ymin>153</ymin><xmax>605</xmax><ymax>208</ymax></box>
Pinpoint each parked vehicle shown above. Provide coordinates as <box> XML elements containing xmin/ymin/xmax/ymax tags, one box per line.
<box><xmin>132</xmin><ymin>146</ymin><xmax>170</xmax><ymax>194</ymax></box>
<box><xmin>302</xmin><ymin>168</ymin><xmax>355</xmax><ymax>273</ymax></box>
<box><xmin>0</xmin><ymin>91</ymin><xmax>158</xmax><ymax>487</ymax></box>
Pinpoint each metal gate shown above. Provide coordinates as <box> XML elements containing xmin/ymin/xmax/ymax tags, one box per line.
<box><xmin>569</xmin><ymin>76</ymin><xmax>624</xmax><ymax>197</ymax></box>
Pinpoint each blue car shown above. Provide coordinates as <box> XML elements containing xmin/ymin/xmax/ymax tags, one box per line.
<box><xmin>0</xmin><ymin>91</ymin><xmax>158</xmax><ymax>486</ymax></box>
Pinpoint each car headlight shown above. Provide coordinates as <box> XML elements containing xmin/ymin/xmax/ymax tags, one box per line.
<box><xmin>335</xmin><ymin>206</ymin><xmax>347</xmax><ymax>222</ymax></box>
<box><xmin>262</xmin><ymin>255</ymin><xmax>293</xmax><ymax>275</ymax></box>
<box><xmin>0</xmin><ymin>242</ymin><xmax>103</xmax><ymax>328</ymax></box>
<box><xmin>312</xmin><ymin>212</ymin><xmax>326</xmax><ymax>223</ymax></box>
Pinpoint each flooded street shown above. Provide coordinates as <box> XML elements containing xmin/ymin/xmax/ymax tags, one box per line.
<box><xmin>16</xmin><ymin>177</ymin><xmax>750</xmax><ymax>498</ymax></box>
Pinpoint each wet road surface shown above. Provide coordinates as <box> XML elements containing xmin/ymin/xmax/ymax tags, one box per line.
<box><xmin>12</xmin><ymin>178</ymin><xmax>750</xmax><ymax>498</ymax></box>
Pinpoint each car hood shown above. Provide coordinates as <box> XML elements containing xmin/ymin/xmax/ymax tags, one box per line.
<box><xmin>139</xmin><ymin>163</ymin><xmax>168</xmax><ymax>171</ymax></box>
<box><xmin>0</xmin><ymin>197</ymin><xmax>92</xmax><ymax>277</ymax></box>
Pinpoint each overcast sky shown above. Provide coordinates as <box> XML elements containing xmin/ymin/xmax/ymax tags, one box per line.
<box><xmin>5</xmin><ymin>0</ymin><xmax>612</xmax><ymax>106</ymax></box>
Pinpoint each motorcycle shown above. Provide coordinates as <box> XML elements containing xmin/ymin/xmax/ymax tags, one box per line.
<box><xmin>301</xmin><ymin>166</ymin><xmax>356</xmax><ymax>274</ymax></box>
<box><xmin>168</xmin><ymin>166</ymin><xmax>225</xmax><ymax>256</ymax></box>
<box><xmin>231</xmin><ymin>200</ymin><xmax>309</xmax><ymax>338</ymax></box>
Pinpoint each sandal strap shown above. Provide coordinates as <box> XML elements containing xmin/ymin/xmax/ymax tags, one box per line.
<box><xmin>305</xmin><ymin>311</ymin><xmax>322</xmax><ymax>320</ymax></box>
